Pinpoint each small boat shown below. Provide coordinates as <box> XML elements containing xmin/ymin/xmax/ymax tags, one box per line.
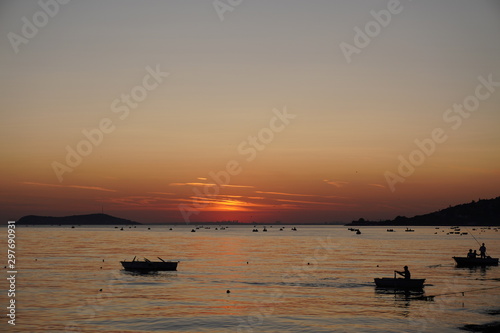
<box><xmin>356</xmin><ymin>230</ymin><xmax>361</xmax><ymax>234</ymax></box>
<box><xmin>374</xmin><ymin>278</ymin><xmax>425</xmax><ymax>289</ymax></box>
<box><xmin>386</xmin><ymin>229</ymin><xmax>394</xmax><ymax>232</ymax></box>
<box><xmin>405</xmin><ymin>228</ymin><xmax>414</xmax><ymax>232</ymax></box>
<box><xmin>452</xmin><ymin>256</ymin><xmax>499</xmax><ymax>267</ymax></box>
<box><xmin>121</xmin><ymin>257</ymin><xmax>179</xmax><ymax>272</ymax></box>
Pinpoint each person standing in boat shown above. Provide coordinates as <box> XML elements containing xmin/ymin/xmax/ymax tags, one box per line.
<box><xmin>395</xmin><ymin>266</ymin><xmax>411</xmax><ymax>279</ymax></box>
<box><xmin>479</xmin><ymin>243</ymin><xmax>487</xmax><ymax>258</ymax></box>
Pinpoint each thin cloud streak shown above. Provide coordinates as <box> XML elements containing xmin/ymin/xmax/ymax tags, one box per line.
<box><xmin>323</xmin><ymin>180</ymin><xmax>348</xmax><ymax>188</ymax></box>
<box><xmin>169</xmin><ymin>182</ymin><xmax>254</xmax><ymax>188</ymax></box>
<box><xmin>22</xmin><ymin>182</ymin><xmax>116</xmax><ymax>192</ymax></box>
<box><xmin>148</xmin><ymin>192</ymin><xmax>176</xmax><ymax>196</ymax></box>
<box><xmin>368</xmin><ymin>184</ymin><xmax>386</xmax><ymax>189</ymax></box>
<box><xmin>169</xmin><ymin>182</ymin><xmax>217</xmax><ymax>187</ymax></box>
<box><xmin>256</xmin><ymin>191</ymin><xmax>316</xmax><ymax>197</ymax></box>
<box><xmin>256</xmin><ymin>190</ymin><xmax>347</xmax><ymax>200</ymax></box>
<box><xmin>276</xmin><ymin>198</ymin><xmax>355</xmax><ymax>207</ymax></box>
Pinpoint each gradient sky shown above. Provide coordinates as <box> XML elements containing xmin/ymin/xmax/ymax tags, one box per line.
<box><xmin>1</xmin><ymin>0</ymin><xmax>499</xmax><ymax>224</ymax></box>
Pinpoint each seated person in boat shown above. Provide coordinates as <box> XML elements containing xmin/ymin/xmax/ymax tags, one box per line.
<box><xmin>395</xmin><ymin>266</ymin><xmax>411</xmax><ymax>279</ymax></box>
<box><xmin>472</xmin><ymin>250</ymin><xmax>477</xmax><ymax>258</ymax></box>
<box><xmin>467</xmin><ymin>249</ymin><xmax>474</xmax><ymax>258</ymax></box>
<box><xmin>479</xmin><ymin>243</ymin><xmax>486</xmax><ymax>258</ymax></box>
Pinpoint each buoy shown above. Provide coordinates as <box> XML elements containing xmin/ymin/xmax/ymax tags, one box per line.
<box><xmin>226</xmin><ymin>290</ymin><xmax>230</xmax><ymax>294</ymax></box>
<box><xmin>99</xmin><ymin>289</ymin><xmax>102</xmax><ymax>292</ymax></box>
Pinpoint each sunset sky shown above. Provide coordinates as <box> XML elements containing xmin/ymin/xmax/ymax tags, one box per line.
<box><xmin>1</xmin><ymin>0</ymin><xmax>499</xmax><ymax>224</ymax></box>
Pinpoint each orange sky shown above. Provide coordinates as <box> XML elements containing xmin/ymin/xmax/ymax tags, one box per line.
<box><xmin>1</xmin><ymin>1</ymin><xmax>499</xmax><ymax>223</ymax></box>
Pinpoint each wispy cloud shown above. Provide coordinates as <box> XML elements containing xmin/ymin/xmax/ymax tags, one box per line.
<box><xmin>214</xmin><ymin>194</ymin><xmax>243</xmax><ymax>198</ymax></box>
<box><xmin>105</xmin><ymin>195</ymin><xmax>191</xmax><ymax>210</ymax></box>
<box><xmin>255</xmin><ymin>190</ymin><xmax>346</xmax><ymax>200</ymax></box>
<box><xmin>221</xmin><ymin>184</ymin><xmax>255</xmax><ymax>188</ymax></box>
<box><xmin>22</xmin><ymin>182</ymin><xmax>116</xmax><ymax>192</ymax></box>
<box><xmin>323</xmin><ymin>179</ymin><xmax>348</xmax><ymax>188</ymax></box>
<box><xmin>256</xmin><ymin>190</ymin><xmax>316</xmax><ymax>197</ymax></box>
<box><xmin>275</xmin><ymin>198</ymin><xmax>354</xmax><ymax>207</ymax></box>
<box><xmin>170</xmin><ymin>182</ymin><xmax>217</xmax><ymax>187</ymax></box>
<box><xmin>368</xmin><ymin>183</ymin><xmax>386</xmax><ymax>189</ymax></box>
<box><xmin>148</xmin><ymin>191</ymin><xmax>176</xmax><ymax>196</ymax></box>
<box><xmin>169</xmin><ymin>182</ymin><xmax>254</xmax><ymax>188</ymax></box>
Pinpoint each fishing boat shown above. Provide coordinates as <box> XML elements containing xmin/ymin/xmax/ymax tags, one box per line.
<box><xmin>452</xmin><ymin>256</ymin><xmax>499</xmax><ymax>267</ymax></box>
<box><xmin>120</xmin><ymin>257</ymin><xmax>179</xmax><ymax>272</ymax></box>
<box><xmin>374</xmin><ymin>278</ymin><xmax>425</xmax><ymax>289</ymax></box>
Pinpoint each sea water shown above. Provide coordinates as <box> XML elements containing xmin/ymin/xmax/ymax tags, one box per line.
<box><xmin>1</xmin><ymin>225</ymin><xmax>499</xmax><ymax>332</ymax></box>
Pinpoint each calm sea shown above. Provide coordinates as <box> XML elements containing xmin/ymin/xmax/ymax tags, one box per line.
<box><xmin>1</xmin><ymin>225</ymin><xmax>499</xmax><ymax>332</ymax></box>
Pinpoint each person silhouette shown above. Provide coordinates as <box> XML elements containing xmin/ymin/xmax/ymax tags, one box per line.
<box><xmin>395</xmin><ymin>266</ymin><xmax>411</xmax><ymax>279</ymax></box>
<box><xmin>479</xmin><ymin>243</ymin><xmax>486</xmax><ymax>258</ymax></box>
<box><xmin>467</xmin><ymin>249</ymin><xmax>474</xmax><ymax>258</ymax></box>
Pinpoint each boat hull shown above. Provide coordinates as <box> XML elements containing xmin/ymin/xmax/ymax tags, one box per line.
<box><xmin>374</xmin><ymin>278</ymin><xmax>425</xmax><ymax>289</ymax></box>
<box><xmin>121</xmin><ymin>261</ymin><xmax>179</xmax><ymax>272</ymax></box>
<box><xmin>452</xmin><ymin>257</ymin><xmax>499</xmax><ymax>267</ymax></box>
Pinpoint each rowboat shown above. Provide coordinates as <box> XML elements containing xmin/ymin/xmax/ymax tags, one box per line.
<box><xmin>374</xmin><ymin>278</ymin><xmax>425</xmax><ymax>289</ymax></box>
<box><xmin>452</xmin><ymin>256</ymin><xmax>499</xmax><ymax>267</ymax></box>
<box><xmin>121</xmin><ymin>257</ymin><xmax>179</xmax><ymax>272</ymax></box>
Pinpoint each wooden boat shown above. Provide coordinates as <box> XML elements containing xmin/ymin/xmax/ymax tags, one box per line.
<box><xmin>452</xmin><ymin>256</ymin><xmax>499</xmax><ymax>267</ymax></box>
<box><xmin>374</xmin><ymin>278</ymin><xmax>425</xmax><ymax>289</ymax></box>
<box><xmin>121</xmin><ymin>257</ymin><xmax>179</xmax><ymax>272</ymax></box>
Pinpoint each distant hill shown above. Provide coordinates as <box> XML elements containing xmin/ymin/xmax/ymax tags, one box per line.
<box><xmin>17</xmin><ymin>213</ymin><xmax>141</xmax><ymax>225</ymax></box>
<box><xmin>346</xmin><ymin>196</ymin><xmax>500</xmax><ymax>226</ymax></box>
